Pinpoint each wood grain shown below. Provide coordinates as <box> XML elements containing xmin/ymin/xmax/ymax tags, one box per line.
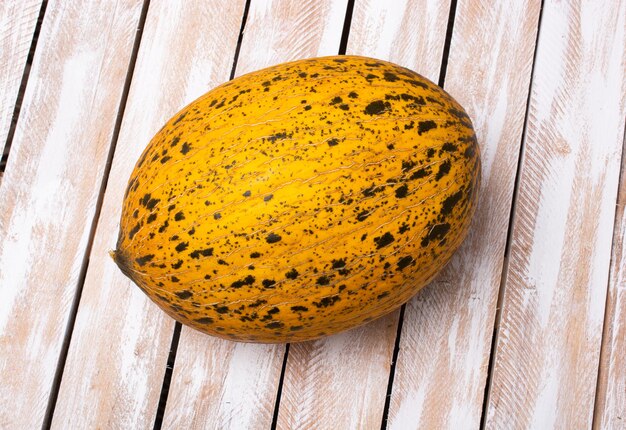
<box><xmin>0</xmin><ymin>1</ymin><xmax>144</xmax><ymax>428</ymax></box>
<box><xmin>275</xmin><ymin>2</ymin><xmax>451</xmax><ymax>429</ymax></box>
<box><xmin>594</xmin><ymin>130</ymin><xmax>626</xmax><ymax>429</ymax></box>
<box><xmin>235</xmin><ymin>0</ymin><xmax>348</xmax><ymax>77</ymax></box>
<box><xmin>0</xmin><ymin>0</ymin><xmax>42</xmax><ymax>161</ymax></box>
<box><xmin>161</xmin><ymin>1</ymin><xmax>348</xmax><ymax>428</ymax></box>
<box><xmin>278</xmin><ymin>317</ymin><xmax>398</xmax><ymax>430</ymax></box>
<box><xmin>383</xmin><ymin>1</ymin><xmax>541</xmax><ymax>428</ymax></box>
<box><xmin>347</xmin><ymin>0</ymin><xmax>450</xmax><ymax>72</ymax></box>
<box><xmin>50</xmin><ymin>1</ymin><xmax>246</xmax><ymax>428</ymax></box>
<box><xmin>485</xmin><ymin>1</ymin><xmax>626</xmax><ymax>428</ymax></box>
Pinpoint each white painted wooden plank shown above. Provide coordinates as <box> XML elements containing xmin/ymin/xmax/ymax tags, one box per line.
<box><xmin>0</xmin><ymin>0</ymin><xmax>42</xmax><ymax>155</ymax></box>
<box><xmin>50</xmin><ymin>1</ymin><xmax>246</xmax><ymax>428</ymax></box>
<box><xmin>278</xmin><ymin>317</ymin><xmax>398</xmax><ymax>430</ymax></box>
<box><xmin>161</xmin><ymin>1</ymin><xmax>348</xmax><ymax>428</ymax></box>
<box><xmin>0</xmin><ymin>1</ymin><xmax>144</xmax><ymax>428</ymax></box>
<box><xmin>485</xmin><ymin>1</ymin><xmax>626</xmax><ymax>428</ymax></box>
<box><xmin>275</xmin><ymin>2</ymin><xmax>451</xmax><ymax>429</ymax></box>
<box><xmin>163</xmin><ymin>329</ymin><xmax>283</xmax><ymax>430</ymax></box>
<box><xmin>347</xmin><ymin>0</ymin><xmax>449</xmax><ymax>73</ymax></box>
<box><xmin>386</xmin><ymin>1</ymin><xmax>541</xmax><ymax>428</ymax></box>
<box><xmin>594</xmin><ymin>131</ymin><xmax>626</xmax><ymax>429</ymax></box>
<box><xmin>234</xmin><ymin>0</ymin><xmax>349</xmax><ymax>77</ymax></box>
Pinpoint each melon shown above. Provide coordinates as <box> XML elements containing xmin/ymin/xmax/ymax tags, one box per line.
<box><xmin>111</xmin><ymin>55</ymin><xmax>481</xmax><ymax>343</ymax></box>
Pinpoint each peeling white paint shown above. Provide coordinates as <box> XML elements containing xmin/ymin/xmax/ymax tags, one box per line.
<box><xmin>365</xmin><ymin>0</ymin><xmax>409</xmax><ymax>59</ymax></box>
<box><xmin>447</xmin><ymin>316</ymin><xmax>459</xmax><ymax>362</ymax></box>
<box><xmin>389</xmin><ymin>386</ymin><xmax>426</xmax><ymax>430</ymax></box>
<box><xmin>525</xmin><ymin>160</ymin><xmax>573</xmax><ymax>328</ymax></box>
<box><xmin>481</xmin><ymin>77</ymin><xmax>508</xmax><ymax>182</ymax></box>
<box><xmin>530</xmin><ymin>363</ymin><xmax>560</xmax><ymax>429</ymax></box>
<box><xmin>0</xmin><ymin>49</ymin><xmax>96</xmax><ymax>335</ymax></box>
<box><xmin>0</xmin><ymin>1</ymin><xmax>41</xmax><ymax>147</ymax></box>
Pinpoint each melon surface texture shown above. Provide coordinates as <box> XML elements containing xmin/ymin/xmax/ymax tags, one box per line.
<box><xmin>111</xmin><ymin>56</ymin><xmax>481</xmax><ymax>342</ymax></box>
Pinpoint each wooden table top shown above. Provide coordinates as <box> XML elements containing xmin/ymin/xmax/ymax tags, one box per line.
<box><xmin>1</xmin><ymin>1</ymin><xmax>625</xmax><ymax>429</ymax></box>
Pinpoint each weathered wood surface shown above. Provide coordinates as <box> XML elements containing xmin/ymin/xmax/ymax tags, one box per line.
<box><xmin>485</xmin><ymin>0</ymin><xmax>626</xmax><ymax>428</ymax></box>
<box><xmin>2</xmin><ymin>0</ymin><xmax>626</xmax><ymax>428</ymax></box>
<box><xmin>0</xmin><ymin>0</ymin><xmax>42</xmax><ymax>166</ymax></box>
<box><xmin>52</xmin><ymin>1</ymin><xmax>246</xmax><ymax>428</ymax></box>
<box><xmin>0</xmin><ymin>0</ymin><xmax>144</xmax><ymax>428</ymax></box>
<box><xmin>234</xmin><ymin>0</ymin><xmax>348</xmax><ymax>77</ymax></box>
<box><xmin>162</xmin><ymin>1</ymin><xmax>349</xmax><ymax>428</ymax></box>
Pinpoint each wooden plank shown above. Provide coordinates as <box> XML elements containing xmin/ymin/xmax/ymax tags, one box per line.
<box><xmin>277</xmin><ymin>319</ymin><xmax>398</xmax><ymax>430</ymax></box>
<box><xmin>234</xmin><ymin>0</ymin><xmax>348</xmax><ymax>77</ymax></box>
<box><xmin>0</xmin><ymin>0</ymin><xmax>42</xmax><ymax>157</ymax></box>
<box><xmin>161</xmin><ymin>1</ymin><xmax>348</xmax><ymax>428</ymax></box>
<box><xmin>50</xmin><ymin>1</ymin><xmax>246</xmax><ymax>428</ymax></box>
<box><xmin>594</xmin><ymin>131</ymin><xmax>626</xmax><ymax>429</ymax></box>
<box><xmin>0</xmin><ymin>1</ymin><xmax>144</xmax><ymax>428</ymax></box>
<box><xmin>485</xmin><ymin>1</ymin><xmax>626</xmax><ymax>428</ymax></box>
<box><xmin>275</xmin><ymin>2</ymin><xmax>451</xmax><ymax>429</ymax></box>
<box><xmin>383</xmin><ymin>1</ymin><xmax>541</xmax><ymax>428</ymax></box>
<box><xmin>347</xmin><ymin>0</ymin><xmax>450</xmax><ymax>71</ymax></box>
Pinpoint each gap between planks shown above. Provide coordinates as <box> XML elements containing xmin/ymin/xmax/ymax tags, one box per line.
<box><xmin>49</xmin><ymin>2</ymin><xmax>250</xmax><ymax>427</ymax></box>
<box><xmin>150</xmin><ymin>0</ymin><xmax>360</xmax><ymax>426</ymax></box>
<box><xmin>151</xmin><ymin>1</ymin><xmax>252</xmax><ymax>429</ymax></box>
<box><xmin>479</xmin><ymin>1</ymin><xmax>545</xmax><ymax>427</ymax></box>
<box><xmin>483</xmin><ymin>0</ymin><xmax>626</xmax><ymax>426</ymax></box>
<box><xmin>267</xmin><ymin>2</ymin><xmax>356</xmax><ymax>429</ymax></box>
<box><xmin>42</xmin><ymin>1</ymin><xmax>152</xmax><ymax>427</ymax></box>
<box><xmin>0</xmin><ymin>0</ymin><xmax>47</xmax><ymax>178</ymax></box>
<box><xmin>380</xmin><ymin>1</ymin><xmax>458</xmax><ymax>428</ymax></box>
<box><xmin>592</xmin><ymin>120</ymin><xmax>626</xmax><ymax>429</ymax></box>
